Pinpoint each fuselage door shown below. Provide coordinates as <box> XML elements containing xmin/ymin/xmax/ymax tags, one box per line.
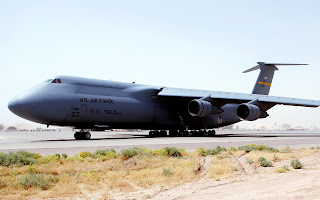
<box><xmin>80</xmin><ymin>104</ymin><xmax>88</xmax><ymax>121</ymax></box>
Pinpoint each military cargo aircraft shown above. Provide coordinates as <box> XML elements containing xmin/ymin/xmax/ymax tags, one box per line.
<box><xmin>8</xmin><ymin>62</ymin><xmax>320</xmax><ymax>139</ymax></box>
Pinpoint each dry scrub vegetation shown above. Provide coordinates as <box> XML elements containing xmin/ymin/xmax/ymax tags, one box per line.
<box><xmin>0</xmin><ymin>145</ymin><xmax>319</xmax><ymax>199</ymax></box>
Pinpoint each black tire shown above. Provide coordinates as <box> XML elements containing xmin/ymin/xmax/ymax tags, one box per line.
<box><xmin>178</xmin><ymin>130</ymin><xmax>184</xmax><ymax>137</ymax></box>
<box><xmin>189</xmin><ymin>131</ymin><xmax>195</xmax><ymax>137</ymax></box>
<box><xmin>84</xmin><ymin>132</ymin><xmax>91</xmax><ymax>140</ymax></box>
<box><xmin>153</xmin><ymin>131</ymin><xmax>159</xmax><ymax>137</ymax></box>
<box><xmin>179</xmin><ymin>130</ymin><xmax>187</xmax><ymax>137</ymax></box>
<box><xmin>198</xmin><ymin>130</ymin><xmax>205</xmax><ymax>137</ymax></box>
<box><xmin>160</xmin><ymin>130</ymin><xmax>167</xmax><ymax>137</ymax></box>
<box><xmin>149</xmin><ymin>131</ymin><xmax>154</xmax><ymax>137</ymax></box>
<box><xmin>153</xmin><ymin>131</ymin><xmax>160</xmax><ymax>137</ymax></box>
<box><xmin>169</xmin><ymin>130</ymin><xmax>178</xmax><ymax>137</ymax></box>
<box><xmin>74</xmin><ymin>132</ymin><xmax>80</xmax><ymax>140</ymax></box>
<box><xmin>208</xmin><ymin>130</ymin><xmax>216</xmax><ymax>137</ymax></box>
<box><xmin>192</xmin><ymin>130</ymin><xmax>199</xmax><ymax>137</ymax></box>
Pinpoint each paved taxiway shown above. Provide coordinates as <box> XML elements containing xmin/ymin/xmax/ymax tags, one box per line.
<box><xmin>0</xmin><ymin>130</ymin><xmax>320</xmax><ymax>155</ymax></box>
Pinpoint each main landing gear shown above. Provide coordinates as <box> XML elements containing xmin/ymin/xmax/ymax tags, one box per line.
<box><xmin>74</xmin><ymin>131</ymin><xmax>91</xmax><ymax>140</ymax></box>
<box><xmin>149</xmin><ymin>130</ymin><xmax>216</xmax><ymax>137</ymax></box>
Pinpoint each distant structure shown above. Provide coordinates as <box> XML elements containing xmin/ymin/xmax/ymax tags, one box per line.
<box><xmin>240</xmin><ymin>123</ymin><xmax>318</xmax><ymax>131</ymax></box>
<box><xmin>5</xmin><ymin>126</ymin><xmax>19</xmax><ymax>131</ymax></box>
<box><xmin>219</xmin><ymin>124</ymin><xmax>234</xmax><ymax>130</ymax></box>
<box><xmin>0</xmin><ymin>123</ymin><xmax>75</xmax><ymax>132</ymax></box>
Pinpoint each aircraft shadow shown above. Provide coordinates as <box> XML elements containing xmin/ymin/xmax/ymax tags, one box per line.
<box><xmin>33</xmin><ymin>134</ymin><xmax>150</xmax><ymax>142</ymax></box>
<box><xmin>215</xmin><ymin>133</ymin><xmax>320</xmax><ymax>138</ymax></box>
<box><xmin>33</xmin><ymin>133</ymin><xmax>320</xmax><ymax>142</ymax></box>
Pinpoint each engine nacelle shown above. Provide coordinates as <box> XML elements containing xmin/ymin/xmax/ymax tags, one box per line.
<box><xmin>236</xmin><ymin>103</ymin><xmax>261</xmax><ymax>121</ymax></box>
<box><xmin>188</xmin><ymin>99</ymin><xmax>222</xmax><ymax>117</ymax></box>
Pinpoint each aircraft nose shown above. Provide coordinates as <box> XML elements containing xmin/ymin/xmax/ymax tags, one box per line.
<box><xmin>8</xmin><ymin>92</ymin><xmax>37</xmax><ymax>120</ymax></box>
<box><xmin>8</xmin><ymin>96</ymin><xmax>19</xmax><ymax>115</ymax></box>
<box><xmin>8</xmin><ymin>84</ymin><xmax>70</xmax><ymax>124</ymax></box>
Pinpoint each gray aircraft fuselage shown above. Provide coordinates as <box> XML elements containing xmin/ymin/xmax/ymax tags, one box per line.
<box><xmin>8</xmin><ymin>76</ymin><xmax>239</xmax><ymax>131</ymax></box>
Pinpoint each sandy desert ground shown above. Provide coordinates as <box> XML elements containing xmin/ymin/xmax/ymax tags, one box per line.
<box><xmin>1</xmin><ymin>131</ymin><xmax>320</xmax><ymax>200</ymax></box>
<box><xmin>109</xmin><ymin>152</ymin><xmax>320</xmax><ymax>200</ymax></box>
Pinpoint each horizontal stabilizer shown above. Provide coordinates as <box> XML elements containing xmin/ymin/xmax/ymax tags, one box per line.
<box><xmin>243</xmin><ymin>62</ymin><xmax>308</xmax><ymax>73</ymax></box>
<box><xmin>263</xmin><ymin>63</ymin><xmax>308</xmax><ymax>65</ymax></box>
<box><xmin>243</xmin><ymin>65</ymin><xmax>260</xmax><ymax>73</ymax></box>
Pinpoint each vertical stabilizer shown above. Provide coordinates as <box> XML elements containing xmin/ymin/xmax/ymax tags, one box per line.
<box><xmin>243</xmin><ymin>62</ymin><xmax>308</xmax><ymax>95</ymax></box>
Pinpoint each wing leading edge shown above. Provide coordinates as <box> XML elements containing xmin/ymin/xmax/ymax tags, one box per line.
<box><xmin>158</xmin><ymin>88</ymin><xmax>320</xmax><ymax>108</ymax></box>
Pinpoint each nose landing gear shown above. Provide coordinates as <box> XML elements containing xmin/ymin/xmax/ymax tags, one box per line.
<box><xmin>74</xmin><ymin>131</ymin><xmax>91</xmax><ymax>140</ymax></box>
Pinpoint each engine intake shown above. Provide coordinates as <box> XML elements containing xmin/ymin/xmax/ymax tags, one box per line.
<box><xmin>237</xmin><ymin>103</ymin><xmax>261</xmax><ymax>121</ymax></box>
<box><xmin>188</xmin><ymin>99</ymin><xmax>222</xmax><ymax>117</ymax></box>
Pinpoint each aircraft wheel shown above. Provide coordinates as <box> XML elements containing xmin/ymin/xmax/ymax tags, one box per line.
<box><xmin>191</xmin><ymin>130</ymin><xmax>199</xmax><ymax>137</ymax></box>
<box><xmin>203</xmin><ymin>130</ymin><xmax>208</xmax><ymax>136</ymax></box>
<box><xmin>199</xmin><ymin>130</ymin><xmax>205</xmax><ymax>137</ymax></box>
<box><xmin>179</xmin><ymin>130</ymin><xmax>187</xmax><ymax>137</ymax></box>
<box><xmin>84</xmin><ymin>132</ymin><xmax>91</xmax><ymax>140</ymax></box>
<box><xmin>74</xmin><ymin>132</ymin><xmax>81</xmax><ymax>140</ymax></box>
<box><xmin>169</xmin><ymin>130</ymin><xmax>178</xmax><ymax>137</ymax></box>
<box><xmin>150</xmin><ymin>131</ymin><xmax>158</xmax><ymax>137</ymax></box>
<box><xmin>160</xmin><ymin>130</ymin><xmax>167</xmax><ymax>137</ymax></box>
<box><xmin>176</xmin><ymin>130</ymin><xmax>181</xmax><ymax>137</ymax></box>
<box><xmin>189</xmin><ymin>131</ymin><xmax>195</xmax><ymax>137</ymax></box>
<box><xmin>149</xmin><ymin>131</ymin><xmax>154</xmax><ymax>137</ymax></box>
<box><xmin>178</xmin><ymin>130</ymin><xmax>186</xmax><ymax>137</ymax></box>
<box><xmin>207</xmin><ymin>130</ymin><xmax>216</xmax><ymax>137</ymax></box>
<box><xmin>154</xmin><ymin>131</ymin><xmax>160</xmax><ymax>137</ymax></box>
<box><xmin>150</xmin><ymin>130</ymin><xmax>160</xmax><ymax>137</ymax></box>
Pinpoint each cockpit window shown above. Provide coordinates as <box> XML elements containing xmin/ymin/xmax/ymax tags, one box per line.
<box><xmin>51</xmin><ymin>79</ymin><xmax>62</xmax><ymax>83</ymax></box>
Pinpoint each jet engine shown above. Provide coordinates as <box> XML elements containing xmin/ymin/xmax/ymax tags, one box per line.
<box><xmin>188</xmin><ymin>99</ymin><xmax>222</xmax><ymax>117</ymax></box>
<box><xmin>236</xmin><ymin>103</ymin><xmax>261</xmax><ymax>121</ymax></box>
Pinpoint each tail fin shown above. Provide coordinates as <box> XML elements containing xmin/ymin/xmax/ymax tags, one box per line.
<box><xmin>243</xmin><ymin>62</ymin><xmax>308</xmax><ymax>95</ymax></box>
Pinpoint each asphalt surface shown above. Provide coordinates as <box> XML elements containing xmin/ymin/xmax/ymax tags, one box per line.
<box><xmin>1</xmin><ymin>130</ymin><xmax>320</xmax><ymax>155</ymax></box>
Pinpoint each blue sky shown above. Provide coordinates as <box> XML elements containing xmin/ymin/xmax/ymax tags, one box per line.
<box><xmin>1</xmin><ymin>0</ymin><xmax>320</xmax><ymax>127</ymax></box>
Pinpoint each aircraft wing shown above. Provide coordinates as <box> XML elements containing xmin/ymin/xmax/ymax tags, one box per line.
<box><xmin>158</xmin><ymin>88</ymin><xmax>320</xmax><ymax>108</ymax></box>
